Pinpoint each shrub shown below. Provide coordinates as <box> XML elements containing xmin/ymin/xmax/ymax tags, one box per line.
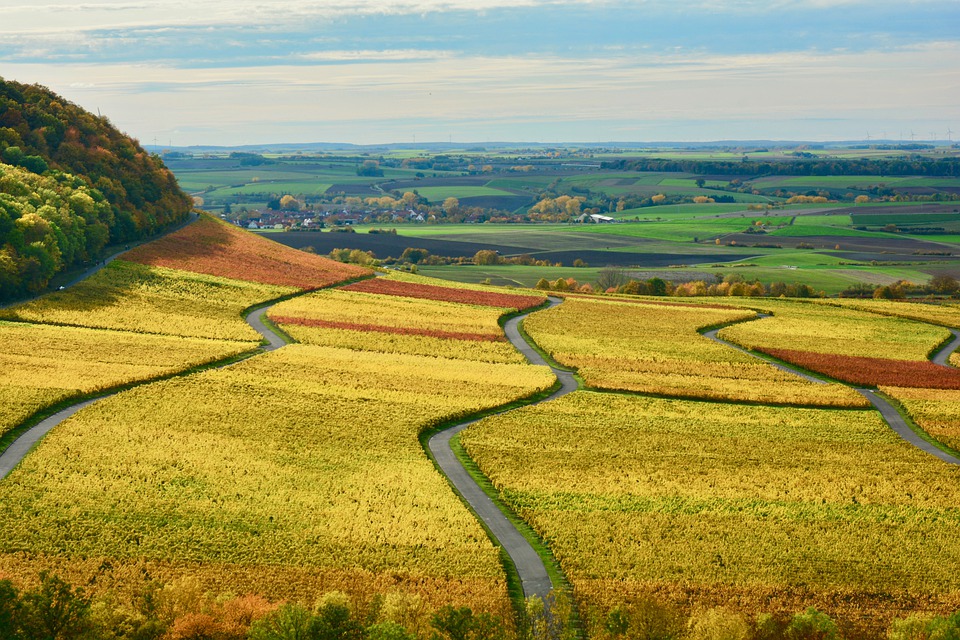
<box><xmin>786</xmin><ymin>608</ymin><xmax>839</xmax><ymax>640</ymax></box>
<box><xmin>686</xmin><ymin>608</ymin><xmax>750</xmax><ymax>640</ymax></box>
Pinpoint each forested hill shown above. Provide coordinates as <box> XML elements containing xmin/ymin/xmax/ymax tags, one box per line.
<box><xmin>0</xmin><ymin>77</ymin><xmax>192</xmax><ymax>301</ymax></box>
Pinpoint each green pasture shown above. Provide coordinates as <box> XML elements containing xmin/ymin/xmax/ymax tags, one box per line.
<box><xmin>768</xmin><ymin>225</ymin><xmax>891</xmax><ymax>238</ymax></box>
<box><xmin>416</xmin><ymin>260</ymin><xmax>934</xmax><ymax>295</ymax></box>
<box><xmin>852</xmin><ymin>212</ymin><xmax>960</xmax><ymax>226</ymax></box>
<box><xmin>791</xmin><ymin>214</ymin><xmax>853</xmax><ymax>226</ymax></box>
<box><xmin>752</xmin><ymin>175</ymin><xmax>960</xmax><ymax>190</ymax></box>
<box><xmin>613</xmin><ymin>203</ymin><xmax>754</xmax><ymax>220</ymax></box>
<box><xmin>485</xmin><ymin>176</ymin><xmax>557</xmax><ymax>190</ymax></box>
<box><xmin>206</xmin><ymin>182</ymin><xmax>334</xmax><ymax>197</ymax></box>
<box><xmin>657</xmin><ymin>178</ymin><xmax>728</xmax><ymax>188</ymax></box>
<box><xmin>408</xmin><ymin>186</ymin><xmax>518</xmax><ymax>202</ymax></box>
<box><xmin>571</xmin><ymin>219</ymin><xmax>759</xmax><ymax>243</ymax></box>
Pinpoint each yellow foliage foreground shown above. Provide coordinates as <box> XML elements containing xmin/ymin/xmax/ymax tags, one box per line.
<box><xmin>462</xmin><ymin>391</ymin><xmax>960</xmax><ymax>635</ymax></box>
<box><xmin>719</xmin><ymin>298</ymin><xmax>951</xmax><ymax>361</ymax></box>
<box><xmin>524</xmin><ymin>297</ymin><xmax>865</xmax><ymax>406</ymax></box>
<box><xmin>0</xmin><ymin>321</ymin><xmax>252</xmax><ymax>439</ymax></box>
<box><xmin>0</xmin><ymin>344</ymin><xmax>554</xmax><ymax>613</ymax></box>
<box><xmin>882</xmin><ymin>386</ymin><xmax>960</xmax><ymax>453</ymax></box>
<box><xmin>0</xmin><ymin>260</ymin><xmax>293</xmax><ymax>341</ymax></box>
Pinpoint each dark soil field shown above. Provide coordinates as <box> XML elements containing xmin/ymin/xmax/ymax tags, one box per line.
<box><xmin>260</xmin><ymin>231</ymin><xmax>533</xmax><ymax>260</ymax></box>
<box><xmin>385</xmin><ymin>176</ymin><xmax>492</xmax><ymax>189</ymax></box>
<box><xmin>720</xmin><ymin>233</ymin><xmax>958</xmax><ymax>258</ymax></box>
<box><xmin>260</xmin><ymin>231</ymin><xmax>749</xmax><ymax>267</ymax></box>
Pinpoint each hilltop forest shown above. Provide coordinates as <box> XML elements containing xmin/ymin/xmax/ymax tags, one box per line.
<box><xmin>0</xmin><ymin>78</ymin><xmax>192</xmax><ymax>300</ymax></box>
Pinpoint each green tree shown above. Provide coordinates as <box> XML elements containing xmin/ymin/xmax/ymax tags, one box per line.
<box><xmin>17</xmin><ymin>572</ymin><xmax>93</xmax><ymax>640</ymax></box>
<box><xmin>473</xmin><ymin>250</ymin><xmax>501</xmax><ymax>265</ymax></box>
<box><xmin>308</xmin><ymin>601</ymin><xmax>364</xmax><ymax>640</ymax></box>
<box><xmin>249</xmin><ymin>603</ymin><xmax>313</xmax><ymax>640</ymax></box>
<box><xmin>0</xmin><ymin>579</ymin><xmax>20</xmax><ymax>638</ymax></box>
<box><xmin>400</xmin><ymin>247</ymin><xmax>430</xmax><ymax>264</ymax></box>
<box><xmin>786</xmin><ymin>608</ymin><xmax>838</xmax><ymax>640</ymax></box>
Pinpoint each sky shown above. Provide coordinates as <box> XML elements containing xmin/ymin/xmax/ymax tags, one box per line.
<box><xmin>1</xmin><ymin>0</ymin><xmax>958</xmax><ymax>146</ymax></box>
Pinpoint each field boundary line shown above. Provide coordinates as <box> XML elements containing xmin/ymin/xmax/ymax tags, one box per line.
<box><xmin>0</xmin><ymin>211</ymin><xmax>200</xmax><ymax>311</ymax></box>
<box><xmin>702</xmin><ymin>310</ymin><xmax>960</xmax><ymax>466</ymax></box>
<box><xmin>930</xmin><ymin>328</ymin><xmax>960</xmax><ymax>366</ymax></box>
<box><xmin>0</xmin><ymin>272</ymin><xmax>370</xmax><ymax>477</ymax></box>
<box><xmin>425</xmin><ymin>296</ymin><xmax>578</xmax><ymax>604</ymax></box>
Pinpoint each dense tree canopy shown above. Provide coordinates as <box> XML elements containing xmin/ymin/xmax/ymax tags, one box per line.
<box><xmin>0</xmin><ymin>77</ymin><xmax>192</xmax><ymax>300</ymax></box>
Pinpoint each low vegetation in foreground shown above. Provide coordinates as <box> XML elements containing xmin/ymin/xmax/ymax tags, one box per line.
<box><xmin>2</xmin><ymin>203</ymin><xmax>960</xmax><ymax>637</ymax></box>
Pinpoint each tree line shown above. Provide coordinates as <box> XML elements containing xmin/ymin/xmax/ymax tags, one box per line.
<box><xmin>0</xmin><ymin>77</ymin><xmax>193</xmax><ymax>301</ymax></box>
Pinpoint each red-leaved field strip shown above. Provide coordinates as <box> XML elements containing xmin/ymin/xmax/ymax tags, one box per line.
<box><xmin>762</xmin><ymin>348</ymin><xmax>960</xmax><ymax>389</ymax></box>
<box><xmin>124</xmin><ymin>216</ymin><xmax>370</xmax><ymax>289</ymax></box>
<box><xmin>271</xmin><ymin>316</ymin><xmax>507</xmax><ymax>342</ymax></box>
<box><xmin>343</xmin><ymin>278</ymin><xmax>544</xmax><ymax>310</ymax></box>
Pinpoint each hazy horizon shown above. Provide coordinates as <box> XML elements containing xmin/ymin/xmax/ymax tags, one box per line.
<box><xmin>2</xmin><ymin>0</ymin><xmax>958</xmax><ymax>147</ymax></box>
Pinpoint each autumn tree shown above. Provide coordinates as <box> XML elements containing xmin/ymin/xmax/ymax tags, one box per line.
<box><xmin>443</xmin><ymin>197</ymin><xmax>460</xmax><ymax>215</ymax></box>
<box><xmin>473</xmin><ymin>250</ymin><xmax>500</xmax><ymax>265</ymax></box>
<box><xmin>280</xmin><ymin>194</ymin><xmax>300</xmax><ymax>211</ymax></box>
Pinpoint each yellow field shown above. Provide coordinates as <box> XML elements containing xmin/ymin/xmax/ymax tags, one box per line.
<box><xmin>0</xmin><ymin>321</ymin><xmax>252</xmax><ymax>439</ymax></box>
<box><xmin>0</xmin><ymin>260</ymin><xmax>293</xmax><ymax>341</ymax></box>
<box><xmin>882</xmin><ymin>386</ymin><xmax>960</xmax><ymax>452</ymax></box>
<box><xmin>461</xmin><ymin>391</ymin><xmax>960</xmax><ymax>635</ymax></box>
<box><xmin>814</xmin><ymin>298</ymin><xmax>960</xmax><ymax>330</ymax></box>
<box><xmin>522</xmin><ymin>297</ymin><xmax>865</xmax><ymax>406</ymax></box>
<box><xmin>0</xmin><ymin>344</ymin><xmax>554</xmax><ymax>612</ymax></box>
<box><xmin>280</xmin><ymin>325</ymin><xmax>526</xmax><ymax>364</ymax></box>
<box><xmin>718</xmin><ymin>299</ymin><xmax>951</xmax><ymax>361</ymax></box>
<box><xmin>269</xmin><ymin>289</ymin><xmax>509</xmax><ymax>339</ymax></box>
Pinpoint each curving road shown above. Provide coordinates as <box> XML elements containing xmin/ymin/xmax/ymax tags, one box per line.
<box><xmin>703</xmin><ymin>312</ymin><xmax>960</xmax><ymax>466</ymax></box>
<box><xmin>702</xmin><ymin>313</ymin><xmax>827</xmax><ymax>385</ymax></box>
<box><xmin>427</xmin><ymin>297</ymin><xmax>577</xmax><ymax>599</ymax></box>
<box><xmin>931</xmin><ymin>329</ymin><xmax>960</xmax><ymax>367</ymax></box>
<box><xmin>0</xmin><ymin>212</ymin><xmax>199</xmax><ymax>312</ymax></box>
<box><xmin>0</xmin><ymin>296</ymin><xmax>287</xmax><ymax>479</ymax></box>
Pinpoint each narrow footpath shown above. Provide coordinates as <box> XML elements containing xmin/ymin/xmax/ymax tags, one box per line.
<box><xmin>427</xmin><ymin>297</ymin><xmax>577</xmax><ymax>600</ymax></box>
<box><xmin>0</xmin><ymin>300</ymin><xmax>288</xmax><ymax>480</ymax></box>
<box><xmin>704</xmin><ymin>314</ymin><xmax>960</xmax><ymax>466</ymax></box>
<box><xmin>931</xmin><ymin>329</ymin><xmax>960</xmax><ymax>367</ymax></box>
<box><xmin>0</xmin><ymin>212</ymin><xmax>199</xmax><ymax>311</ymax></box>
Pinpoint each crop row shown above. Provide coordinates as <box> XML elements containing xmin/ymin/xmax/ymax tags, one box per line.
<box><xmin>270</xmin><ymin>288</ymin><xmax>511</xmax><ymax>344</ymax></box>
<box><xmin>813</xmin><ymin>298</ymin><xmax>960</xmax><ymax>330</ymax></box>
<box><xmin>123</xmin><ymin>214</ymin><xmax>371</xmax><ymax>289</ymax></box>
<box><xmin>717</xmin><ymin>298</ymin><xmax>951</xmax><ymax>361</ymax></box>
<box><xmin>460</xmin><ymin>391</ymin><xmax>960</xmax><ymax>636</ymax></box>
<box><xmin>522</xmin><ymin>296</ymin><xmax>866</xmax><ymax>406</ymax></box>
<box><xmin>344</xmin><ymin>276</ymin><xmax>545</xmax><ymax>310</ymax></box>
<box><xmin>0</xmin><ymin>344</ymin><xmax>554</xmax><ymax>610</ymax></box>
<box><xmin>882</xmin><ymin>386</ymin><xmax>960</xmax><ymax>452</ymax></box>
<box><xmin>0</xmin><ymin>320</ymin><xmax>252</xmax><ymax>439</ymax></box>
<box><xmin>0</xmin><ymin>260</ymin><xmax>291</xmax><ymax>341</ymax></box>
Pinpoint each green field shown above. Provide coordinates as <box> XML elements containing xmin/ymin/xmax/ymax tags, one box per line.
<box><xmin>410</xmin><ymin>186</ymin><xmax>518</xmax><ymax>202</ymax></box>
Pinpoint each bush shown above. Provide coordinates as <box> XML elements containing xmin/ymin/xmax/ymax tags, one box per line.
<box><xmin>786</xmin><ymin>607</ymin><xmax>839</xmax><ymax>640</ymax></box>
<box><xmin>686</xmin><ymin>608</ymin><xmax>750</xmax><ymax>640</ymax></box>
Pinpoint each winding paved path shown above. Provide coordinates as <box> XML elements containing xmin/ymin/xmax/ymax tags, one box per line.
<box><xmin>931</xmin><ymin>329</ymin><xmax>960</xmax><ymax>367</ymax></box>
<box><xmin>427</xmin><ymin>297</ymin><xmax>577</xmax><ymax>599</ymax></box>
<box><xmin>703</xmin><ymin>312</ymin><xmax>960</xmax><ymax>466</ymax></box>
<box><xmin>0</xmin><ymin>295</ymin><xmax>287</xmax><ymax>480</ymax></box>
<box><xmin>702</xmin><ymin>314</ymin><xmax>826</xmax><ymax>385</ymax></box>
<box><xmin>0</xmin><ymin>212</ymin><xmax>199</xmax><ymax>311</ymax></box>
